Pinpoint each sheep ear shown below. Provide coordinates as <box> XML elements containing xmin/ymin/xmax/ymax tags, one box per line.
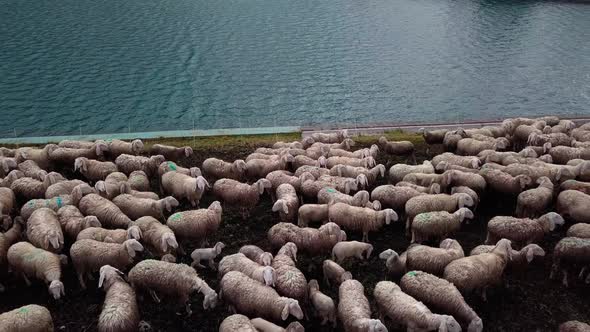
<box><xmin>167</xmin><ymin>235</ymin><xmax>178</xmax><ymax>249</ymax></box>
<box><xmin>526</xmin><ymin>248</ymin><xmax>535</xmax><ymax>263</ymax></box>
<box><xmin>95</xmin><ymin>144</ymin><xmax>102</xmax><ymax>156</ymax></box>
<box><xmin>127</xmin><ymin>242</ymin><xmax>137</xmax><ymax>257</ymax></box>
<box><xmin>257</xmin><ymin>181</ymin><xmax>265</xmax><ymax>195</ymax></box>
<box><xmin>161</xmin><ymin>236</ymin><xmax>169</xmax><ymax>252</ymax></box>
<box><xmin>98</xmin><ymin>271</ymin><xmax>106</xmax><ymax>288</ymax></box>
<box><xmin>185</xmin><ymin>147</ymin><xmax>192</xmax><ymax>157</ymax></box>
<box><xmin>49</xmin><ymin>236</ymin><xmax>60</xmax><ymax>249</ymax></box>
<box><xmin>439</xmin><ymin>320</ymin><xmax>449</xmax><ymax>332</ymax></box>
<box><xmin>281</xmin><ymin>303</ymin><xmax>290</xmax><ymax>320</ymax></box>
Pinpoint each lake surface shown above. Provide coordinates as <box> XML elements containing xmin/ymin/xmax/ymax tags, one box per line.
<box><xmin>1</xmin><ymin>0</ymin><xmax>589</xmax><ymax>137</ymax></box>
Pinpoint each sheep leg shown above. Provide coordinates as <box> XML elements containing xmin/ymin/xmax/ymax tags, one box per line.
<box><xmin>410</xmin><ymin>231</ymin><xmax>416</xmax><ymax>243</ymax></box>
<box><xmin>208</xmin><ymin>259</ymin><xmax>217</xmax><ymax>270</ymax></box>
<box><xmin>411</xmin><ymin>153</ymin><xmax>417</xmax><ymax>165</ymax></box>
<box><xmin>76</xmin><ymin>273</ymin><xmax>86</xmax><ymax>290</ymax></box>
<box><xmin>150</xmin><ymin>290</ymin><xmax>161</xmax><ymax>303</ymax></box>
<box><xmin>362</xmin><ymin>232</ymin><xmax>369</xmax><ymax>243</ymax></box>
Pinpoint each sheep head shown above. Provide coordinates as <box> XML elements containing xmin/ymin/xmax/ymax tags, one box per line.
<box><xmin>160</xmin><ymin>233</ymin><xmax>178</xmax><ymax>252</ymax></box>
<box><xmin>353</xmin><ymin>191</ymin><xmax>370</xmax><ymax>206</ymax></box>
<box><xmin>436</xmin><ymin>161</ymin><xmax>449</xmax><ymax>172</ymax></box>
<box><xmin>48</xmin><ymin>280</ymin><xmax>65</xmax><ymax>300</ymax></box>
<box><xmin>161</xmin><ymin>196</ymin><xmax>179</xmax><ymax>213</ymax></box>
<box><xmin>272</xmin><ymin>200</ymin><xmax>289</xmax><ymax>214</ymax></box>
<box><xmin>429</xmin><ymin>183</ymin><xmax>441</xmax><ymax>194</ymax></box>
<box><xmin>492</xmin><ymin>239</ymin><xmax>513</xmax><ymax>261</ymax></box>
<box><xmin>356</xmin><ymin>174</ymin><xmax>369</xmax><ymax>189</ymax></box>
<box><xmin>189</xmin><ymin>167</ymin><xmax>201</xmax><ymax>177</ymax></box>
<box><xmin>94</xmin><ymin>141</ymin><xmax>109</xmax><ymax>156</ymax></box>
<box><xmin>455</xmin><ymin>193</ymin><xmax>474</xmax><ymax>208</ymax></box>
<box><xmin>124</xmin><ymin>239</ymin><xmax>144</xmax><ymax>258</ymax></box>
<box><xmin>194</xmin><ymin>176</ymin><xmax>209</xmax><ymax>193</ymax></box>
<box><xmin>539</xmin><ymin>212</ymin><xmax>564</xmax><ymax>232</ymax></box>
<box><xmin>317</xmin><ymin>156</ymin><xmax>327</xmax><ymax>168</ymax></box>
<box><xmin>299</xmin><ymin>172</ymin><xmax>315</xmax><ymax>183</ymax></box>
<box><xmin>131</xmin><ymin>140</ymin><xmax>144</xmax><ymax>154</ymax></box>
<box><xmin>214</xmin><ymin>242</ymin><xmax>226</xmax><ymax>254</ymax></box>
<box><xmin>161</xmin><ymin>254</ymin><xmax>176</xmax><ymax>263</ymax></box>
<box><xmin>260</xmin><ymin>252</ymin><xmax>273</xmax><ymax>266</ymax></box>
<box><xmin>279</xmin><ymin>242</ymin><xmax>298</xmax><ymax>262</ymax></box>
<box><xmin>522</xmin><ymin>244</ymin><xmax>545</xmax><ymax>263</ymax></box>
<box><xmin>82</xmin><ymin>216</ymin><xmax>101</xmax><ymax>229</ymax></box>
<box><xmin>233</xmin><ymin>160</ymin><xmax>247</xmax><ymax>175</ymax></box>
<box><xmin>383</xmin><ymin>209</ymin><xmax>398</xmax><ymax>225</ymax></box>
<box><xmin>74</xmin><ymin>157</ymin><xmax>87</xmax><ymax>173</ymax></box>
<box><xmin>209</xmin><ymin>201</ymin><xmax>222</xmax><ymax>214</ymax></box>
<box><xmin>467</xmin><ymin>317</ymin><xmax>484</xmax><ymax>332</ymax></box>
<box><xmin>308</xmin><ymin>279</ymin><xmax>320</xmax><ymax>294</ymax></box>
<box><xmin>456</xmin><ymin>208</ymin><xmax>474</xmax><ymax>223</ymax></box>
<box><xmin>262</xmin><ymin>266</ymin><xmax>276</xmax><ymax>287</ymax></box>
<box><xmin>364</xmin><ymin>319</ymin><xmax>387</xmax><ymax>332</ymax></box>
<box><xmin>516</xmin><ymin>175</ymin><xmax>533</xmax><ymax>190</ymax></box>
<box><xmin>281</xmin><ymin>298</ymin><xmax>304</xmax><ymax>320</ymax></box>
<box><xmin>255</xmin><ymin>179</ymin><xmax>271</xmax><ymax>195</ymax></box>
<box><xmin>127</xmin><ymin>226</ymin><xmax>142</xmax><ymax>240</ymax></box>
<box><xmin>437</xmin><ymin>314</ymin><xmax>462</xmax><ymax>332</ymax></box>
<box><xmin>183</xmin><ymin>146</ymin><xmax>193</xmax><ymax>157</ymax></box>
<box><xmin>98</xmin><ymin>265</ymin><xmax>124</xmax><ymax>289</ymax></box>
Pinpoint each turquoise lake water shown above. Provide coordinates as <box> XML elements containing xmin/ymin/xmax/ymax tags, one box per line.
<box><xmin>1</xmin><ymin>0</ymin><xmax>589</xmax><ymax>137</ymax></box>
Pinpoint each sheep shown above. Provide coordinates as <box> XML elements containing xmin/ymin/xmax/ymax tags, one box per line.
<box><xmin>411</xmin><ymin>208</ymin><xmax>474</xmax><ymax>243</ymax></box>
<box><xmin>396</xmin><ymin>182</ymin><xmax>441</xmax><ymax>194</ymax></box>
<box><xmin>528</xmin><ymin>132</ymin><xmax>573</xmax><ymax>147</ymax></box>
<box><xmin>202</xmin><ymin>158</ymin><xmax>247</xmax><ymax>180</ymax></box>
<box><xmin>239</xmin><ymin>245</ymin><xmax>273</xmax><ymax>266</ymax></box>
<box><xmin>432</xmin><ymin>152</ymin><xmax>480</xmax><ymax>169</ymax></box>
<box><xmin>268</xmin><ymin>222</ymin><xmax>346</xmax><ymax>255</ymax></box>
<box><xmin>117</xmin><ymin>182</ymin><xmax>159</xmax><ymax>200</ymax></box>
<box><xmin>272</xmin><ymin>184</ymin><xmax>299</xmax><ymax>222</ymax></box>
<box><xmin>470</xmin><ymin>243</ymin><xmax>546</xmax><ymax>271</ymax></box>
<box><xmin>374</xmin><ymin>280</ymin><xmax>461</xmax><ymax>332</ymax></box>
<box><xmin>330</xmin><ymin>164</ymin><xmax>386</xmax><ymax>185</ymax></box>
<box><xmin>0</xmin><ymin>218</ymin><xmax>22</xmax><ymax>289</ymax></box>
<box><xmin>513</xmin><ymin>122</ymin><xmax>546</xmax><ymax>149</ymax></box>
<box><xmin>129</xmin><ymin>259</ymin><xmax>217</xmax><ymax>313</ymax></box>
<box><xmin>158</xmin><ymin>161</ymin><xmax>201</xmax><ymax>178</ymax></box>
<box><xmin>441</xmin><ymin>170</ymin><xmax>487</xmax><ymax>193</ymax></box>
<box><xmin>77</xmin><ymin>227</ymin><xmax>140</xmax><ymax>244</ymax></box>
<box><xmin>435</xmin><ymin>160</ymin><xmax>480</xmax><ymax>174</ymax></box>
<box><xmin>400</xmin><ymin>271</ymin><xmax>483</xmax><ymax>332</ymax></box>
<box><xmin>95</xmin><ymin>172</ymin><xmax>128</xmax><ymax>199</ymax></box>
<box><xmin>319</xmin><ymin>174</ymin><xmax>367</xmax><ymax>192</ymax></box>
<box><xmin>25</xmin><ymin>208</ymin><xmax>64</xmax><ymax>253</ymax></box>
<box><xmin>7</xmin><ymin>241</ymin><xmax>65</xmax><ymax>299</ymax></box>
<box><xmin>405</xmin><ymin>239</ymin><xmax>465</xmax><ymax>275</ymax></box>
<box><xmin>44</xmin><ymin>179</ymin><xmax>86</xmax><ymax>198</ymax></box>
<box><xmin>17</xmin><ymin>160</ymin><xmax>47</xmax><ymax>181</ymax></box>
<box><xmin>124</xmin><ymin>170</ymin><xmax>149</xmax><ymax>192</ymax></box>
<box><xmin>456</xmin><ymin>137</ymin><xmax>509</xmax><ymax>156</ymax></box>
<box><xmin>113</xmin><ymin>194</ymin><xmax>178</xmax><ymax>221</ymax></box>
<box><xmin>371</xmin><ymin>185</ymin><xmax>425</xmax><ymax>210</ymax></box>
<box><xmin>190</xmin><ymin>241</ymin><xmax>225</xmax><ymax>269</ymax></box>
<box><xmin>328</xmin><ymin>146</ymin><xmax>374</xmax><ymax>159</ymax></box>
<box><xmin>0</xmin><ymin>304</ymin><xmax>54</xmax><ymax>332</ymax></box>
<box><xmin>293</xmin><ymin>165</ymin><xmax>330</xmax><ymax>178</ymax></box>
<box><xmin>246</xmin><ymin>154</ymin><xmax>294</xmax><ymax>179</ymax></box>
<box><xmin>16</xmin><ymin>144</ymin><xmax>57</xmax><ymax>169</ymax></box>
<box><xmin>326</xmin><ymin>156</ymin><xmax>375</xmax><ymax>169</ymax></box>
<box><xmin>130</xmin><ymin>216</ymin><xmax>178</xmax><ymax>258</ymax></box>
<box><xmin>499</xmin><ymin>163</ymin><xmax>561</xmax><ymax>183</ymax></box>
<box><xmin>266</xmin><ymin>170</ymin><xmax>304</xmax><ymax>194</ymax></box>
<box><xmin>322</xmin><ymin>259</ymin><xmax>352</xmax><ymax>286</ymax></box>
<box><xmin>108</xmin><ymin>139</ymin><xmax>144</xmax><ymax>157</ymax></box>
<box><xmin>212</xmin><ymin>178</ymin><xmax>270</xmax><ymax>218</ymax></box>
<box><xmin>0</xmin><ymin>170</ymin><xmax>24</xmax><ymax>188</ymax></box>
<box><xmin>328</xmin><ymin>203</ymin><xmax>398</xmax><ymax>242</ymax></box>
<box><xmin>299</xmin><ymin>177</ymin><xmax>345</xmax><ymax>202</ymax></box>
<box><xmin>57</xmin><ymin>205</ymin><xmax>101</xmax><ymax>240</ymax></box>
<box><xmin>19</xmin><ymin>196</ymin><xmax>73</xmax><ymax>222</ymax></box>
<box><xmin>97</xmin><ymin>265</ymin><xmax>140</xmax><ymax>332</ymax></box>
<box><xmin>558</xmin><ymin>321</ymin><xmax>590</xmax><ymax>332</ymax></box>
<box><xmin>11</xmin><ymin>173</ymin><xmax>64</xmax><ymax>200</ymax></box>
<box><xmin>70</xmin><ymin>239</ymin><xmax>143</xmax><ymax>289</ymax></box>
<box><xmin>219</xmin><ymin>270</ymin><xmax>304</xmax><ymax>322</ymax></box>
<box><xmin>318</xmin><ymin>188</ymin><xmax>369</xmax><ymax>207</ymax></box>
<box><xmin>271</xmin><ymin>243</ymin><xmax>307</xmax><ymax>304</ymax></box>
<box><xmin>161</xmin><ymin>172</ymin><xmax>209</xmax><ymax>207</ymax></box>
<box><xmin>548</xmin><ymin>146</ymin><xmax>590</xmax><ymax>165</ymax></box>
<box><xmin>273</xmin><ymin>141</ymin><xmax>304</xmax><ymax>149</ymax></box>
<box><xmin>557</xmin><ymin>190</ymin><xmax>590</xmax><ymax>223</ymax></box>
<box><xmin>49</xmin><ymin>142</ymin><xmax>109</xmax><ymax>165</ymax></box>
<box><xmin>485</xmin><ymin>212</ymin><xmax>564</xmax><ymax>246</ymax></box>
<box><xmin>419</xmin><ymin>128</ymin><xmax>448</xmax><ymax>144</ymax></box>
<box><xmin>293</xmin><ymin>155</ymin><xmax>326</xmax><ymax>169</ymax></box>
<box><xmin>572</xmin><ymin>128</ymin><xmax>590</xmax><ymax>142</ymax></box>
<box><xmin>550</xmin><ymin>237</ymin><xmax>590</xmax><ymax>287</ymax></box>
<box><xmin>379</xmin><ymin>136</ymin><xmax>415</xmax><ymax>161</ymax></box>
<box><xmin>219</xmin><ymin>253</ymin><xmax>277</xmax><ymax>287</ymax></box>
<box><xmin>331</xmin><ymin>241</ymin><xmax>373</xmax><ymax>263</ymax></box>
<box><xmin>401</xmin><ymin>173</ymin><xmax>444</xmax><ymax>188</ymax></box>
<box><xmin>567</xmin><ymin>223</ymin><xmax>590</xmax><ymax>239</ymax></box>
<box><xmin>219</xmin><ymin>314</ymin><xmax>258</xmax><ymax>332</ymax></box>
<box><xmin>297</xmin><ymin>204</ymin><xmax>329</xmax><ymax>227</ymax></box>
<box><xmin>515</xmin><ymin>176</ymin><xmax>554</xmax><ymax>218</ymax></box>
<box><xmin>479</xmin><ymin>149</ymin><xmax>539</xmax><ymax>166</ymax></box>
<box><xmin>78</xmin><ymin>193</ymin><xmax>132</xmax><ymax>229</ymax></box>
<box><xmin>379</xmin><ymin>249</ymin><xmax>407</xmax><ymax>278</ymax></box>
<box><xmin>443</xmin><ymin>239</ymin><xmax>513</xmax><ymax>300</ymax></box>
<box><xmin>450</xmin><ymin>186</ymin><xmax>479</xmax><ymax>212</ymax></box>
<box><xmin>389</xmin><ymin>161</ymin><xmax>435</xmax><ymax>184</ymax></box>
<box><xmin>404</xmin><ymin>193</ymin><xmax>474</xmax><ymax>235</ymax></box>
<box><xmin>166</xmin><ymin>201</ymin><xmax>223</xmax><ymax>247</ymax></box>
<box><xmin>150</xmin><ymin>144</ymin><xmax>193</xmax><ymax>160</ymax></box>
<box><xmin>339</xmin><ymin>279</ymin><xmax>387</xmax><ymax>332</ymax></box>
<box><xmin>0</xmin><ymin>187</ymin><xmax>15</xmax><ymax>215</ymax></box>
<box><xmin>309</xmin><ymin>130</ymin><xmax>348</xmax><ymax>144</ymax></box>
<box><xmin>115</xmin><ymin>154</ymin><xmax>165</xmax><ymax>177</ymax></box>
<box><xmin>251</xmin><ymin>318</ymin><xmax>304</xmax><ymax>332</ymax></box>
<box><xmin>443</xmin><ymin>129</ymin><xmax>468</xmax><ymax>152</ymax></box>
<box><xmin>308</xmin><ymin>279</ymin><xmax>337</xmax><ymax>327</ymax></box>
<box><xmin>479</xmin><ymin>168</ymin><xmax>532</xmax><ymax>195</ymax></box>
<box><xmin>311</xmin><ymin>138</ymin><xmax>355</xmax><ymax>151</ymax></box>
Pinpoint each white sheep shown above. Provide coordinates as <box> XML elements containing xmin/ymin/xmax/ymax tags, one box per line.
<box><xmin>166</xmin><ymin>201</ymin><xmax>222</xmax><ymax>247</ymax></box>
<box><xmin>161</xmin><ymin>172</ymin><xmax>209</xmax><ymax>207</ymax></box>
<box><xmin>293</xmin><ymin>165</ymin><xmax>330</xmax><ymax>178</ymax></box>
<box><xmin>16</xmin><ymin>144</ymin><xmax>57</xmax><ymax>170</ymax></box>
<box><xmin>567</xmin><ymin>223</ymin><xmax>590</xmax><ymax>239</ymax></box>
<box><xmin>322</xmin><ymin>259</ymin><xmax>353</xmax><ymax>288</ymax></box>
<box><xmin>271</xmin><ymin>243</ymin><xmax>307</xmax><ymax>304</ymax></box>
<box><xmin>219</xmin><ymin>314</ymin><xmax>257</xmax><ymax>332</ymax></box>
<box><xmin>246</xmin><ymin>154</ymin><xmax>294</xmax><ymax>179</ymax></box>
<box><xmin>309</xmin><ymin>130</ymin><xmax>349</xmax><ymax>144</ymax></box>
<box><xmin>108</xmin><ymin>139</ymin><xmax>144</xmax><ymax>157</ymax></box>
<box><xmin>150</xmin><ymin>144</ymin><xmax>193</xmax><ymax>160</ymax></box>
<box><xmin>129</xmin><ymin>216</ymin><xmax>178</xmax><ymax>258</ymax></box>
<box><xmin>0</xmin><ymin>170</ymin><xmax>24</xmax><ymax>188</ymax></box>
<box><xmin>339</xmin><ymin>279</ymin><xmax>387</xmax><ymax>332</ymax></box>
<box><xmin>97</xmin><ymin>265</ymin><xmax>140</xmax><ymax>332</ymax></box>
<box><xmin>11</xmin><ymin>173</ymin><xmax>64</xmax><ymax>200</ymax></box>
<box><xmin>0</xmin><ymin>304</ymin><xmax>54</xmax><ymax>332</ymax></box>
<box><xmin>272</xmin><ymin>183</ymin><xmax>299</xmax><ymax>222</ymax></box>
<box><xmin>456</xmin><ymin>137</ymin><xmax>509</xmax><ymax>156</ymax></box>
<box><xmin>404</xmin><ymin>193</ymin><xmax>473</xmax><ymax>235</ymax></box>
<box><xmin>74</xmin><ymin>157</ymin><xmax>118</xmax><ymax>182</ymax></box>
<box><xmin>297</xmin><ymin>204</ymin><xmax>329</xmax><ymax>227</ymax></box>
<box><xmin>442</xmin><ymin>170</ymin><xmax>487</xmax><ymax>193</ymax></box>
<box><xmin>432</xmin><ymin>152</ymin><xmax>480</xmax><ymax>169</ymax></box>
<box><xmin>57</xmin><ymin>205</ymin><xmax>101</xmax><ymax>240</ymax></box>
<box><xmin>330</xmin><ymin>164</ymin><xmax>385</xmax><ymax>185</ymax></box>
<box><xmin>308</xmin><ymin>279</ymin><xmax>337</xmax><ymax>327</ymax></box>
<box><xmin>218</xmin><ymin>253</ymin><xmax>277</xmax><ymax>287</ymax></box>
<box><xmin>325</xmin><ymin>156</ymin><xmax>375</xmax><ymax>169</ymax></box>
<box><xmin>389</xmin><ymin>161</ymin><xmax>435</xmax><ymax>184</ymax></box>
<box><xmin>371</xmin><ymin>184</ymin><xmax>426</xmax><ymax>210</ymax></box>
<box><xmin>7</xmin><ymin>241</ymin><xmax>66</xmax><ymax>299</ymax></box>
<box><xmin>0</xmin><ymin>187</ymin><xmax>15</xmax><ymax>216</ymax></box>
<box><xmin>95</xmin><ymin>172</ymin><xmax>128</xmax><ymax>199</ymax></box>
<box><xmin>515</xmin><ymin>176</ymin><xmax>554</xmax><ymax>217</ymax></box>
<box><xmin>0</xmin><ymin>218</ymin><xmax>22</xmax><ymax>289</ymax></box>
<box><xmin>450</xmin><ymin>186</ymin><xmax>479</xmax><ymax>212</ymax></box>
<box><xmin>17</xmin><ymin>160</ymin><xmax>47</xmax><ymax>181</ymax></box>
<box><xmin>239</xmin><ymin>245</ymin><xmax>274</xmax><ymax>266</ymax></box>
<box><xmin>77</xmin><ymin>227</ymin><xmax>140</xmax><ymax>244</ymax></box>
<box><xmin>250</xmin><ymin>318</ymin><xmax>304</xmax><ymax>332</ymax></box>
<box><xmin>379</xmin><ymin>136</ymin><xmax>416</xmax><ymax>162</ymax></box>
<box><xmin>20</xmin><ymin>195</ymin><xmax>73</xmax><ymax>221</ymax></box>
<box><xmin>115</xmin><ymin>154</ymin><xmax>164</xmax><ymax>177</ymax></box>
<box><xmin>268</xmin><ymin>222</ymin><xmax>346</xmax><ymax>255</ymax></box>
<box><xmin>331</xmin><ymin>241</ymin><xmax>373</xmax><ymax>263</ymax></box>
<box><xmin>557</xmin><ymin>190</ymin><xmax>590</xmax><ymax>224</ymax></box>
<box><xmin>328</xmin><ymin>203</ymin><xmax>398</xmax><ymax>242</ymax></box>
<box><xmin>78</xmin><ymin>193</ymin><xmax>132</xmax><ymax>229</ymax></box>
<box><xmin>379</xmin><ymin>249</ymin><xmax>407</xmax><ymax>278</ymax></box>
<box><xmin>212</xmin><ymin>178</ymin><xmax>270</xmax><ymax>218</ymax></box>
<box><xmin>113</xmin><ymin>194</ymin><xmax>179</xmax><ymax>220</ymax></box>
<box><xmin>318</xmin><ymin>188</ymin><xmax>369</xmax><ymax>207</ymax></box>
<box><xmin>44</xmin><ymin>179</ymin><xmax>86</xmax><ymax>199</ymax></box>
<box><xmin>202</xmin><ymin>158</ymin><xmax>247</xmax><ymax>180</ymax></box>
<box><xmin>405</xmin><ymin>239</ymin><xmax>465</xmax><ymax>276</ymax></box>
<box><xmin>470</xmin><ymin>243</ymin><xmax>546</xmax><ymax>271</ymax></box>
<box><xmin>485</xmin><ymin>212</ymin><xmax>565</xmax><ymax>246</ymax></box>
<box><xmin>69</xmin><ymin>239</ymin><xmax>143</xmax><ymax>289</ymax></box>
<box><xmin>49</xmin><ymin>142</ymin><xmax>109</xmax><ymax>165</ymax></box>
<box><xmin>158</xmin><ymin>161</ymin><xmax>201</xmax><ymax>178</ymax></box>
<box><xmin>411</xmin><ymin>208</ymin><xmax>474</xmax><ymax>243</ymax></box>
<box><xmin>401</xmin><ymin>173</ymin><xmax>444</xmax><ymax>189</ymax></box>
<box><xmin>26</xmin><ymin>208</ymin><xmax>64</xmax><ymax>253</ymax></box>
<box><xmin>190</xmin><ymin>241</ymin><xmax>225</xmax><ymax>269</ymax></box>
<box><xmin>550</xmin><ymin>237</ymin><xmax>590</xmax><ymax>287</ymax></box>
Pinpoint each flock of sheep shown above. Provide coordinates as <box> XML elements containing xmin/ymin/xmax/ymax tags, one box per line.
<box><xmin>0</xmin><ymin>115</ymin><xmax>590</xmax><ymax>332</ymax></box>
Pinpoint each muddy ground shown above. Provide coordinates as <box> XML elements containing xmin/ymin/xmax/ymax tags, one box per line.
<box><xmin>1</xmin><ymin>135</ymin><xmax>589</xmax><ymax>331</ymax></box>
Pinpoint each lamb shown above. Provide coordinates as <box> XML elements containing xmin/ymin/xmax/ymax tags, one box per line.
<box><xmin>322</xmin><ymin>259</ymin><xmax>352</xmax><ymax>286</ymax></box>
<box><xmin>17</xmin><ymin>160</ymin><xmax>47</xmax><ymax>181</ymax></box>
<box><xmin>219</xmin><ymin>314</ymin><xmax>257</xmax><ymax>332</ymax></box>
<box><xmin>297</xmin><ymin>204</ymin><xmax>329</xmax><ymax>226</ymax></box>
<box><xmin>330</xmin><ymin>164</ymin><xmax>386</xmax><ymax>185</ymax></box>
<box><xmin>389</xmin><ymin>161</ymin><xmax>435</xmax><ymax>184</ymax></box>
<box><xmin>108</xmin><ymin>139</ymin><xmax>144</xmax><ymax>157</ymax></box>
<box><xmin>202</xmin><ymin>158</ymin><xmax>248</xmax><ymax>180</ymax></box>
<box><xmin>309</xmin><ymin>130</ymin><xmax>349</xmax><ymax>144</ymax></box>
<box><xmin>239</xmin><ymin>245</ymin><xmax>273</xmax><ymax>266</ymax></box>
<box><xmin>7</xmin><ymin>241</ymin><xmax>65</xmax><ymax>299</ymax></box>
<box><xmin>150</xmin><ymin>144</ymin><xmax>193</xmax><ymax>160</ymax></box>
<box><xmin>158</xmin><ymin>161</ymin><xmax>201</xmax><ymax>178</ymax></box>
<box><xmin>374</xmin><ymin>280</ymin><xmax>461</xmax><ymax>332</ymax></box>
<box><xmin>212</xmin><ymin>178</ymin><xmax>270</xmax><ymax>217</ymax></box>
<box><xmin>456</xmin><ymin>137</ymin><xmax>509</xmax><ymax>156</ymax></box>
<box><xmin>443</xmin><ymin>239</ymin><xmax>513</xmax><ymax>300</ymax></box>
<box><xmin>557</xmin><ymin>190</ymin><xmax>590</xmax><ymax>223</ymax></box>
<box><xmin>219</xmin><ymin>253</ymin><xmax>277</xmax><ymax>287</ymax></box>
<box><xmin>479</xmin><ymin>168</ymin><xmax>532</xmax><ymax>194</ymax></box>
<box><xmin>567</xmin><ymin>223</ymin><xmax>590</xmax><ymax>239</ymax></box>
<box><xmin>411</xmin><ymin>208</ymin><xmax>474</xmax><ymax>243</ymax></box>
<box><xmin>272</xmin><ymin>184</ymin><xmax>299</xmax><ymax>222</ymax></box>
<box><xmin>70</xmin><ymin>239</ymin><xmax>143</xmax><ymax>289</ymax></box>
<box><xmin>404</xmin><ymin>193</ymin><xmax>474</xmax><ymax>235</ymax></box>
<box><xmin>432</xmin><ymin>152</ymin><xmax>480</xmax><ymax>169</ymax></box>
<box><xmin>115</xmin><ymin>154</ymin><xmax>165</xmax><ymax>177</ymax></box>
<box><xmin>268</xmin><ymin>222</ymin><xmax>346</xmax><ymax>255</ymax></box>
<box><xmin>400</xmin><ymin>271</ymin><xmax>483</xmax><ymax>332</ymax></box>
<box><xmin>379</xmin><ymin>249</ymin><xmax>407</xmax><ymax>278</ymax></box>
<box><xmin>339</xmin><ymin>279</ymin><xmax>387</xmax><ymax>332</ymax></box>
<box><xmin>0</xmin><ymin>304</ymin><xmax>54</xmax><ymax>332</ymax></box>
<box><xmin>558</xmin><ymin>321</ymin><xmax>590</xmax><ymax>332</ymax></box>
<box><xmin>485</xmin><ymin>212</ymin><xmax>565</xmax><ymax>246</ymax></box>
<box><xmin>190</xmin><ymin>241</ymin><xmax>225</xmax><ymax>269</ymax></box>
<box><xmin>129</xmin><ymin>259</ymin><xmax>217</xmax><ymax>313</ymax></box>
<box><xmin>44</xmin><ymin>179</ymin><xmax>86</xmax><ymax>198</ymax></box>
<box><xmin>331</xmin><ymin>241</ymin><xmax>373</xmax><ymax>263</ymax></box>
<box><xmin>328</xmin><ymin>203</ymin><xmax>398</xmax><ymax>241</ymax></box>
<box><xmin>129</xmin><ymin>216</ymin><xmax>178</xmax><ymax>258</ymax></box>
<box><xmin>246</xmin><ymin>154</ymin><xmax>294</xmax><ymax>179</ymax></box>
<box><xmin>16</xmin><ymin>144</ymin><xmax>57</xmax><ymax>169</ymax></box>
<box><xmin>161</xmin><ymin>172</ymin><xmax>209</xmax><ymax>207</ymax></box>
<box><xmin>441</xmin><ymin>170</ymin><xmax>487</xmax><ymax>193</ymax></box>
<box><xmin>308</xmin><ymin>279</ymin><xmax>337</xmax><ymax>327</ymax></box>
<box><xmin>0</xmin><ymin>170</ymin><xmax>24</xmax><ymax>188</ymax></box>
<box><xmin>113</xmin><ymin>194</ymin><xmax>178</xmax><ymax>220</ymax></box>
<box><xmin>396</xmin><ymin>182</ymin><xmax>441</xmax><ymax>194</ymax></box>
<box><xmin>515</xmin><ymin>176</ymin><xmax>554</xmax><ymax>218</ymax></box>
<box><xmin>419</xmin><ymin>128</ymin><xmax>448</xmax><ymax>144</ymax></box>
<box><xmin>371</xmin><ymin>185</ymin><xmax>425</xmax><ymax>210</ymax></box>
<box><xmin>97</xmin><ymin>265</ymin><xmax>140</xmax><ymax>332</ymax></box>
<box><xmin>405</xmin><ymin>239</ymin><xmax>465</xmax><ymax>275</ymax></box>
<box><xmin>219</xmin><ymin>270</ymin><xmax>304</xmax><ymax>322</ymax></box>
<box><xmin>11</xmin><ymin>173</ymin><xmax>64</xmax><ymax>200</ymax></box>
<box><xmin>77</xmin><ymin>227</ymin><xmax>140</xmax><ymax>244</ymax></box>
<box><xmin>78</xmin><ymin>193</ymin><xmax>132</xmax><ymax>229</ymax></box>
<box><xmin>550</xmin><ymin>237</ymin><xmax>590</xmax><ymax>287</ymax></box>
<box><xmin>250</xmin><ymin>318</ymin><xmax>304</xmax><ymax>332</ymax></box>
<box><xmin>166</xmin><ymin>201</ymin><xmax>223</xmax><ymax>247</ymax></box>
<box><xmin>25</xmin><ymin>208</ymin><xmax>64</xmax><ymax>253</ymax></box>
<box><xmin>49</xmin><ymin>142</ymin><xmax>109</xmax><ymax>165</ymax></box>
<box><xmin>379</xmin><ymin>136</ymin><xmax>415</xmax><ymax>161</ymax></box>
<box><xmin>470</xmin><ymin>243</ymin><xmax>546</xmax><ymax>271</ymax></box>
<box><xmin>95</xmin><ymin>172</ymin><xmax>128</xmax><ymax>199</ymax></box>
<box><xmin>326</xmin><ymin>156</ymin><xmax>375</xmax><ymax>169</ymax></box>
<box><xmin>293</xmin><ymin>165</ymin><xmax>330</xmax><ymax>178</ymax></box>
<box><xmin>57</xmin><ymin>205</ymin><xmax>101</xmax><ymax>240</ymax></box>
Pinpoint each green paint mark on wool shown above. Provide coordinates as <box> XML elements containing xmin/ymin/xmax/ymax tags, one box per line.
<box><xmin>326</xmin><ymin>188</ymin><xmax>336</xmax><ymax>193</ymax></box>
<box><xmin>18</xmin><ymin>307</ymin><xmax>29</xmax><ymax>314</ymax></box>
<box><xmin>168</xmin><ymin>161</ymin><xmax>177</xmax><ymax>171</ymax></box>
<box><xmin>170</xmin><ymin>213</ymin><xmax>182</xmax><ymax>221</ymax></box>
<box><xmin>56</xmin><ymin>196</ymin><xmax>62</xmax><ymax>207</ymax></box>
<box><xmin>407</xmin><ymin>271</ymin><xmax>417</xmax><ymax>277</ymax></box>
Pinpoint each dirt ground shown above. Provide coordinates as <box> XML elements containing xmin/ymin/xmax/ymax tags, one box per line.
<box><xmin>1</xmin><ymin>134</ymin><xmax>589</xmax><ymax>332</ymax></box>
